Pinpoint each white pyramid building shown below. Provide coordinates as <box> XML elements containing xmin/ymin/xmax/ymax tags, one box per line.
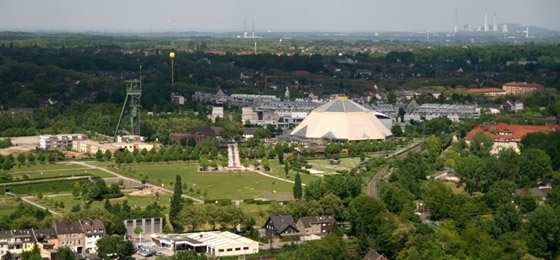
<box><xmin>290</xmin><ymin>97</ymin><xmax>392</xmax><ymax>141</ymax></box>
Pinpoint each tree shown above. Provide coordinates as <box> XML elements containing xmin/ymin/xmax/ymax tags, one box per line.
<box><xmin>469</xmin><ymin>132</ymin><xmax>494</xmax><ymax>157</ymax></box>
<box><xmin>493</xmin><ymin>202</ymin><xmax>521</xmax><ymax>236</ymax></box>
<box><xmin>293</xmin><ymin>173</ymin><xmax>302</xmax><ymax>199</ymax></box>
<box><xmin>526</xmin><ymin>205</ymin><xmax>560</xmax><ymax>258</ymax></box>
<box><xmin>346</xmin><ymin>194</ymin><xmax>388</xmax><ymax>236</ymax></box>
<box><xmin>391</xmin><ymin>124</ymin><xmax>403</xmax><ymax>137</ymax></box>
<box><xmin>104</xmin><ymin>150</ymin><xmax>112</xmax><ymax>161</ymax></box>
<box><xmin>178</xmin><ymin>206</ymin><xmax>206</xmax><ymax>232</ymax></box>
<box><xmin>56</xmin><ymin>247</ymin><xmax>75</xmax><ymax>260</ymax></box>
<box><xmin>95</xmin><ymin>150</ymin><xmax>104</xmax><ymax>161</ymax></box>
<box><xmin>319</xmin><ymin>193</ymin><xmax>346</xmax><ymax>221</ymax></box>
<box><xmin>169</xmin><ymin>175</ymin><xmax>184</xmax><ymax>231</ymax></box>
<box><xmin>1</xmin><ymin>251</ymin><xmax>13</xmax><ymax>260</ymax></box>
<box><xmin>284</xmin><ymin>160</ymin><xmax>290</xmax><ymax>178</ymax></box>
<box><xmin>171</xmin><ymin>250</ymin><xmax>208</xmax><ymax>260</ymax></box>
<box><xmin>455</xmin><ymin>155</ymin><xmax>487</xmax><ymax>193</ymax></box>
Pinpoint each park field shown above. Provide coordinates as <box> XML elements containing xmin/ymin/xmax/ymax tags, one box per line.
<box><xmin>7</xmin><ymin>162</ymin><xmax>115</xmax><ymax>179</ymax></box>
<box><xmin>110</xmin><ymin>163</ymin><xmax>295</xmax><ymax>200</ymax></box>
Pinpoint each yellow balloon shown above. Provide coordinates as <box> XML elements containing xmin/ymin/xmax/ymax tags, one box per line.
<box><xmin>169</xmin><ymin>52</ymin><xmax>175</xmax><ymax>59</ymax></box>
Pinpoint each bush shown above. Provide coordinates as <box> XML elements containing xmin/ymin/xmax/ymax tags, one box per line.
<box><xmin>203</xmin><ymin>199</ymin><xmax>232</xmax><ymax>206</ymax></box>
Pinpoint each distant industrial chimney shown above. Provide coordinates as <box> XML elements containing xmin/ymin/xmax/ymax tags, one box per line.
<box><xmin>484</xmin><ymin>10</ymin><xmax>489</xmax><ymax>32</ymax></box>
<box><xmin>454</xmin><ymin>9</ymin><xmax>458</xmax><ymax>33</ymax></box>
<box><xmin>493</xmin><ymin>14</ymin><xmax>498</xmax><ymax>32</ymax></box>
<box><xmin>252</xmin><ymin>21</ymin><xmax>255</xmax><ymax>38</ymax></box>
<box><xmin>502</xmin><ymin>24</ymin><xmax>508</xmax><ymax>33</ymax></box>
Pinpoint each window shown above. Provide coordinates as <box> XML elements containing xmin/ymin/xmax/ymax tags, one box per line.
<box><xmin>235</xmin><ymin>248</ymin><xmax>241</xmax><ymax>251</ymax></box>
<box><xmin>218</xmin><ymin>249</ymin><xmax>224</xmax><ymax>252</ymax></box>
<box><xmin>243</xmin><ymin>247</ymin><xmax>249</xmax><ymax>250</ymax></box>
<box><xmin>227</xmin><ymin>248</ymin><xmax>233</xmax><ymax>252</ymax></box>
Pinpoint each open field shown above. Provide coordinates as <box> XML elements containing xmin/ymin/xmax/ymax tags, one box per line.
<box><xmin>0</xmin><ymin>136</ymin><xmax>39</xmax><ymax>156</ymax></box>
<box><xmin>110</xmin><ymin>163</ymin><xmax>296</xmax><ymax>200</ymax></box>
<box><xmin>0</xmin><ymin>194</ymin><xmax>20</xmax><ymax>217</ymax></box>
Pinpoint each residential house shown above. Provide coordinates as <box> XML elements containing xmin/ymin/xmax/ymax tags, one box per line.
<box><xmin>363</xmin><ymin>249</ymin><xmax>388</xmax><ymax>260</ymax></box>
<box><xmin>79</xmin><ymin>219</ymin><xmax>105</xmax><ymax>254</ymax></box>
<box><xmin>0</xmin><ymin>230</ymin><xmax>14</xmax><ymax>259</ymax></box>
<box><xmin>53</xmin><ymin>221</ymin><xmax>85</xmax><ymax>254</ymax></box>
<box><xmin>34</xmin><ymin>228</ymin><xmax>58</xmax><ymax>260</ymax></box>
<box><xmin>11</xmin><ymin>229</ymin><xmax>37</xmax><ymax>256</ymax></box>
<box><xmin>296</xmin><ymin>215</ymin><xmax>335</xmax><ymax>240</ymax></box>
<box><xmin>264</xmin><ymin>215</ymin><xmax>299</xmax><ymax>242</ymax></box>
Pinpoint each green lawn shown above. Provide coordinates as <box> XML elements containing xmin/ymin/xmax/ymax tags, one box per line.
<box><xmin>27</xmin><ymin>191</ymin><xmax>174</xmax><ymax>214</ymax></box>
<box><xmin>0</xmin><ymin>194</ymin><xmax>20</xmax><ymax>217</ymax></box>
<box><xmin>112</xmin><ymin>163</ymin><xmax>296</xmax><ymax>200</ymax></box>
<box><xmin>8</xmin><ymin>168</ymin><xmax>114</xmax><ymax>180</ymax></box>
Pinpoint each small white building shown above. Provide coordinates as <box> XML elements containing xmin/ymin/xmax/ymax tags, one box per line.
<box><xmin>151</xmin><ymin>231</ymin><xmax>258</xmax><ymax>258</ymax></box>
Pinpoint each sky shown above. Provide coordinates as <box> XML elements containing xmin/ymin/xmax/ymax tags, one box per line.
<box><xmin>1</xmin><ymin>0</ymin><xmax>559</xmax><ymax>33</ymax></box>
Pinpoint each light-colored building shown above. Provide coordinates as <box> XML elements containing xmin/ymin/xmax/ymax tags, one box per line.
<box><xmin>150</xmin><ymin>231</ymin><xmax>258</xmax><ymax>258</ymax></box>
<box><xmin>502</xmin><ymin>81</ymin><xmax>544</xmax><ymax>95</ymax></box>
<box><xmin>39</xmin><ymin>134</ymin><xmax>87</xmax><ymax>149</ymax></box>
<box><xmin>241</xmin><ymin>107</ymin><xmax>259</xmax><ymax>124</ymax></box>
<box><xmin>465</xmin><ymin>122</ymin><xmax>560</xmax><ymax>154</ymax></box>
<box><xmin>80</xmin><ymin>219</ymin><xmax>105</xmax><ymax>254</ymax></box>
<box><xmin>467</xmin><ymin>87</ymin><xmax>506</xmax><ymax>96</ymax></box>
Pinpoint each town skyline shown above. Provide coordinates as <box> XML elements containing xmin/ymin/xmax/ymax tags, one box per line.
<box><xmin>1</xmin><ymin>0</ymin><xmax>559</xmax><ymax>33</ymax></box>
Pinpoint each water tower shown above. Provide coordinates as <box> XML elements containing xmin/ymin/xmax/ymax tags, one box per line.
<box><xmin>114</xmin><ymin>80</ymin><xmax>142</xmax><ymax>139</ymax></box>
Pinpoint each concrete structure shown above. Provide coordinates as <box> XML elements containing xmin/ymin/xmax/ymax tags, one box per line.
<box><xmin>465</xmin><ymin>122</ymin><xmax>560</xmax><ymax>154</ymax></box>
<box><xmin>290</xmin><ymin>97</ymin><xmax>392</xmax><ymax>141</ymax></box>
<box><xmin>227</xmin><ymin>141</ymin><xmax>241</xmax><ymax>168</ymax></box>
<box><xmin>502</xmin><ymin>82</ymin><xmax>544</xmax><ymax>95</ymax></box>
<box><xmin>39</xmin><ymin>134</ymin><xmax>87</xmax><ymax>149</ymax></box>
<box><xmin>150</xmin><ymin>231</ymin><xmax>258</xmax><ymax>258</ymax></box>
<box><xmin>124</xmin><ymin>218</ymin><xmax>163</xmax><ymax>236</ymax></box>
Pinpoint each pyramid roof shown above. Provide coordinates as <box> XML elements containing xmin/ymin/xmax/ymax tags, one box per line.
<box><xmin>290</xmin><ymin>97</ymin><xmax>392</xmax><ymax>141</ymax></box>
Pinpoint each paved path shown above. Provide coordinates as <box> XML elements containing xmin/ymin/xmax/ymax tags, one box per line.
<box><xmin>69</xmin><ymin>161</ymin><xmax>204</xmax><ymax>204</ymax></box>
<box><xmin>20</xmin><ymin>194</ymin><xmax>64</xmax><ymax>216</ymax></box>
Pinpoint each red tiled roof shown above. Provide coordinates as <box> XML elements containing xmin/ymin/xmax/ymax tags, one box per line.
<box><xmin>465</xmin><ymin>123</ymin><xmax>560</xmax><ymax>141</ymax></box>
<box><xmin>467</xmin><ymin>87</ymin><xmax>505</xmax><ymax>93</ymax></box>
<box><xmin>503</xmin><ymin>81</ymin><xmax>545</xmax><ymax>89</ymax></box>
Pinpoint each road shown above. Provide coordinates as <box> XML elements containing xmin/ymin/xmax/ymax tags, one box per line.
<box><xmin>367</xmin><ymin>141</ymin><xmax>422</xmax><ymax>199</ymax></box>
<box><xmin>69</xmin><ymin>161</ymin><xmax>204</xmax><ymax>204</ymax></box>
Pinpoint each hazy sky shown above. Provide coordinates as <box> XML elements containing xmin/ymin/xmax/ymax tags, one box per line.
<box><xmin>1</xmin><ymin>0</ymin><xmax>559</xmax><ymax>33</ymax></box>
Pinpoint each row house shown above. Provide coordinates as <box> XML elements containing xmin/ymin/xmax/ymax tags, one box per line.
<box><xmin>0</xmin><ymin>228</ymin><xmax>57</xmax><ymax>260</ymax></box>
<box><xmin>39</xmin><ymin>134</ymin><xmax>87</xmax><ymax>149</ymax></box>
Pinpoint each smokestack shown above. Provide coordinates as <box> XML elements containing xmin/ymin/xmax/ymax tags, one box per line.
<box><xmin>254</xmin><ymin>42</ymin><xmax>257</xmax><ymax>53</ymax></box>
<box><xmin>454</xmin><ymin>9</ymin><xmax>458</xmax><ymax>33</ymax></box>
<box><xmin>243</xmin><ymin>21</ymin><xmax>247</xmax><ymax>38</ymax></box>
<box><xmin>252</xmin><ymin>21</ymin><xmax>255</xmax><ymax>38</ymax></box>
<box><xmin>484</xmin><ymin>10</ymin><xmax>489</xmax><ymax>32</ymax></box>
<box><xmin>493</xmin><ymin>14</ymin><xmax>498</xmax><ymax>32</ymax></box>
